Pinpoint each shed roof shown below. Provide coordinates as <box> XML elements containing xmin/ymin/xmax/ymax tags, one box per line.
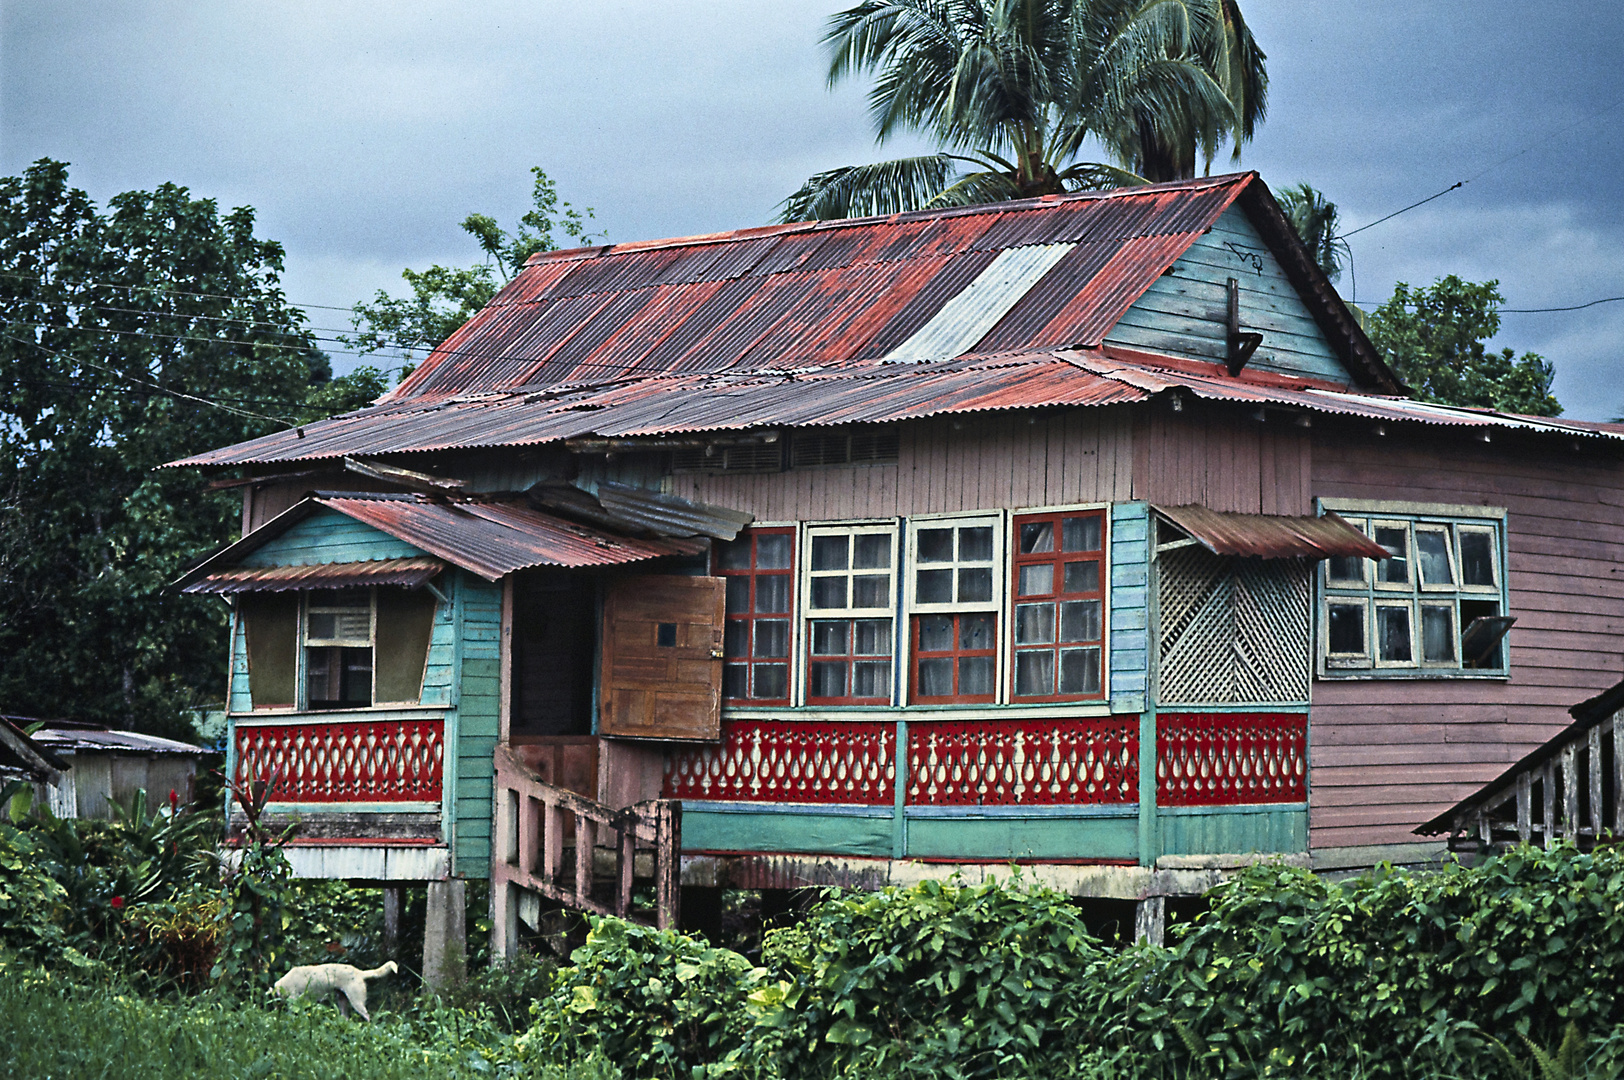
<box><xmin>1154</xmin><ymin>505</ymin><xmax>1388</xmax><ymax>560</ymax></box>
<box><xmin>28</xmin><ymin>724</ymin><xmax>205</xmax><ymax>758</ymax></box>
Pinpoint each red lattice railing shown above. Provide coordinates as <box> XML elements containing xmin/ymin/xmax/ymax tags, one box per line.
<box><xmin>235</xmin><ymin>719</ymin><xmax>444</xmax><ymax>803</ymax></box>
<box><xmin>663</xmin><ymin>719</ymin><xmax>895</xmax><ymax>805</ymax></box>
<box><xmin>907</xmin><ymin>717</ymin><xmax>1138</xmax><ymax>806</ymax></box>
<box><xmin>1157</xmin><ymin>712</ymin><xmax>1306</xmax><ymax>806</ymax></box>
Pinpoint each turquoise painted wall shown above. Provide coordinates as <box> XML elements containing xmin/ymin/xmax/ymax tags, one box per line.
<box><xmin>1109</xmin><ymin>502</ymin><xmax>1149</xmax><ymax>714</ymax></box>
<box><xmin>1107</xmin><ymin>205</ymin><xmax>1352</xmax><ymax>385</ymax></box>
<box><xmin>451</xmin><ymin>572</ymin><xmax>504</xmax><ymax>877</ymax></box>
<box><xmin>240</xmin><ymin>509</ymin><xmax>423</xmax><ymax>566</ymax></box>
<box><xmin>1158</xmin><ymin>804</ymin><xmax>1307</xmax><ymax>855</ymax></box>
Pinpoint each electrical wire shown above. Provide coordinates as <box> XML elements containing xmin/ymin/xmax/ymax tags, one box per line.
<box><xmin>1502</xmin><ymin>297</ymin><xmax>1624</xmax><ymax>314</ymax></box>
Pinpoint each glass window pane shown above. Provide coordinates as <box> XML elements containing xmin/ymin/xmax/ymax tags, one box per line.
<box><xmin>1460</xmin><ymin>531</ymin><xmax>1496</xmax><ymax>586</ymax></box>
<box><xmin>916</xmin><ymin>568</ymin><xmax>953</xmax><ymax>604</ymax></box>
<box><xmin>1019</xmin><ymin>521</ymin><xmax>1054</xmax><ymax>554</ymax></box>
<box><xmin>723</xmin><ymin>665</ymin><xmax>748</xmax><ymax>698</ymax></box>
<box><xmin>1018</xmin><ymin>563</ymin><xmax>1054</xmax><ymax>596</ymax></box>
<box><xmin>754</xmin><ymin>620</ymin><xmax>789</xmax><ymax>658</ymax></box>
<box><xmin>917</xmin><ymin>615</ymin><xmax>954</xmax><ymax>652</ymax></box>
<box><xmin>753</xmin><ymin>664</ymin><xmax>788</xmax><ymax>700</ymax></box>
<box><xmin>756</xmin><ymin>534</ymin><xmax>791</xmax><ymax>570</ymax></box>
<box><xmin>1421</xmin><ymin>606</ymin><xmax>1455</xmax><ymax>663</ymax></box>
<box><xmin>724</xmin><ymin>621</ymin><xmax>749</xmax><ymax>659</ymax></box>
<box><xmin>755</xmin><ymin>575</ymin><xmax>790</xmax><ymax>614</ymax></box>
<box><xmin>854</xmin><ymin>619</ymin><xmax>891</xmax><ymax>656</ymax></box>
<box><xmin>725</xmin><ymin>576</ymin><xmax>750</xmax><ymax>615</ymax></box>
<box><xmin>959</xmin><ymin>613</ymin><xmax>995</xmax><ymax>650</ymax></box>
<box><xmin>1062</xmin><ymin>516</ymin><xmax>1101</xmax><ymax>552</ymax></box>
<box><xmin>811</xmin><ymin>576</ymin><xmax>847</xmax><ymax>609</ymax></box>
<box><xmin>1015</xmin><ymin>651</ymin><xmax>1054</xmax><ymax>696</ymax></box>
<box><xmin>308</xmin><ymin>612</ymin><xmax>337</xmax><ymax>640</ymax></box>
<box><xmin>854</xmin><ymin>534</ymin><xmax>891</xmax><ymax>569</ymax></box>
<box><xmin>1378</xmin><ymin>606</ymin><xmax>1413</xmax><ymax>662</ymax></box>
<box><xmin>811</xmin><ymin>620</ymin><xmax>849</xmax><ymax>655</ymax></box>
<box><xmin>917</xmin><ymin>658</ymin><xmax>954</xmax><ymax>697</ymax></box>
<box><xmin>1328</xmin><ymin>603</ymin><xmax>1365</xmax><ymax>654</ymax></box>
<box><xmin>1063</xmin><ymin>560</ymin><xmax>1100</xmax><ymax>594</ymax></box>
<box><xmin>811</xmin><ymin>534</ymin><xmax>848</xmax><ymax>571</ymax></box>
<box><xmin>959</xmin><ymin>656</ymin><xmax>995</xmax><ymax>697</ymax></box>
<box><xmin>917</xmin><ymin>528</ymin><xmax>953</xmax><ymax>563</ymax></box>
<box><xmin>1416</xmin><ymin>529</ymin><xmax>1453</xmax><ymax>586</ymax></box>
<box><xmin>1015</xmin><ymin>603</ymin><xmax>1055</xmax><ymax>644</ymax></box>
<box><xmin>852</xmin><ymin>574</ymin><xmax>891</xmax><ymax>608</ymax></box>
<box><xmin>810</xmin><ymin>661</ymin><xmax>847</xmax><ymax>698</ymax></box>
<box><xmin>1375</xmin><ymin>526</ymin><xmax>1409</xmax><ymax>584</ymax></box>
<box><xmin>1059</xmin><ymin>647</ymin><xmax>1101</xmax><ymax>694</ymax></box>
<box><xmin>340</xmin><ymin>648</ymin><xmax>372</xmax><ymax>702</ymax></box>
<box><xmin>853</xmin><ymin>661</ymin><xmax>890</xmax><ymax>698</ymax></box>
<box><xmin>1326</xmin><ymin>554</ymin><xmax>1366</xmax><ymax>585</ymax></box>
<box><xmin>1059</xmin><ymin>600</ymin><xmax>1101</xmax><ymax>643</ymax></box>
<box><xmin>958</xmin><ymin>567</ymin><xmax>993</xmax><ymax>603</ymax></box>
<box><xmin>959</xmin><ymin>526</ymin><xmax>993</xmax><ymax>561</ymax></box>
<box><xmin>716</xmin><ymin>537</ymin><xmax>752</xmax><ymax>570</ymax></box>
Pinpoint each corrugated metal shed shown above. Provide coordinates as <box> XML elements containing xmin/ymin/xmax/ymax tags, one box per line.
<box><xmin>30</xmin><ymin>723</ymin><xmax>206</xmax><ymax>758</ymax></box>
<box><xmin>180</xmin><ymin>557</ymin><xmax>446</xmax><ymax>594</ymax></box>
<box><xmin>1154</xmin><ymin>505</ymin><xmax>1389</xmax><ymax>560</ymax></box>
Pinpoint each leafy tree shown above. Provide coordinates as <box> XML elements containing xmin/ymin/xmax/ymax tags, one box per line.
<box><xmin>779</xmin><ymin>0</ymin><xmax>1266</xmax><ymax>221</ymax></box>
<box><xmin>342</xmin><ymin>167</ymin><xmax>598</xmax><ymax>369</ymax></box>
<box><xmin>1277</xmin><ymin>181</ymin><xmax>1349</xmax><ymax>282</ymax></box>
<box><xmin>1367</xmin><ymin>276</ymin><xmax>1560</xmax><ymax>416</ymax></box>
<box><xmin>0</xmin><ymin>159</ymin><xmax>350</xmax><ymax>737</ymax></box>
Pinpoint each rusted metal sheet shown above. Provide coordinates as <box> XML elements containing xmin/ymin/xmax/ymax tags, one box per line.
<box><xmin>182</xmin><ymin>556</ymin><xmax>446</xmax><ymax>593</ymax></box>
<box><xmin>1154</xmin><ymin>504</ymin><xmax>1389</xmax><ymax>559</ymax></box>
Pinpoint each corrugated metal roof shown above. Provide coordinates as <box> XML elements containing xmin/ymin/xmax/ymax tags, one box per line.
<box><xmin>1154</xmin><ymin>505</ymin><xmax>1390</xmax><ymax>560</ymax></box>
<box><xmin>32</xmin><ymin>725</ymin><xmax>206</xmax><ymax>757</ymax></box>
<box><xmin>181</xmin><ymin>557</ymin><xmax>445</xmax><ymax>594</ymax></box>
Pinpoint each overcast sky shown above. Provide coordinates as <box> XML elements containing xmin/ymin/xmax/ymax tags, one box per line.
<box><xmin>3</xmin><ymin>1</ymin><xmax>1622</xmax><ymax>416</ymax></box>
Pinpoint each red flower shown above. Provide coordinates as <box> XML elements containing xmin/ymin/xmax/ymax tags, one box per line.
<box><xmin>109</xmin><ymin>896</ymin><xmax>125</xmax><ymax>910</ymax></box>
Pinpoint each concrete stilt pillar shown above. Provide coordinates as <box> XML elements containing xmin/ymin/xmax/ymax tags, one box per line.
<box><xmin>1134</xmin><ymin>895</ymin><xmax>1166</xmax><ymax>947</ymax></box>
<box><xmin>423</xmin><ymin>879</ymin><xmax>467</xmax><ymax>989</ymax></box>
<box><xmin>382</xmin><ymin>885</ymin><xmax>403</xmax><ymax>960</ymax></box>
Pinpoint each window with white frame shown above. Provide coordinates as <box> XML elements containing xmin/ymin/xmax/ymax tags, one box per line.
<box><xmin>305</xmin><ymin>589</ymin><xmax>375</xmax><ymax>707</ymax></box>
<box><xmin>1319</xmin><ymin>502</ymin><xmax>1511</xmax><ymax>676</ymax></box>
<box><xmin>906</xmin><ymin>514</ymin><xmax>1003</xmax><ymax>703</ymax></box>
<box><xmin>803</xmin><ymin>524</ymin><xmax>898</xmax><ymax>704</ymax></box>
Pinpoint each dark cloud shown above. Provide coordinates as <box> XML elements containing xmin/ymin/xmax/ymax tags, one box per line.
<box><xmin>4</xmin><ymin>1</ymin><xmax>1621</xmax><ymax>414</ymax></box>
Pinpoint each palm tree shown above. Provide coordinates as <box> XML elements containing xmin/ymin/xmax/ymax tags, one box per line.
<box><xmin>1277</xmin><ymin>182</ymin><xmax>1349</xmax><ymax>282</ymax></box>
<box><xmin>779</xmin><ymin>0</ymin><xmax>1265</xmax><ymax>222</ymax></box>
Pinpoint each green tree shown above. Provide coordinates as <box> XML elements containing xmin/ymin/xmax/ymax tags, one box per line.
<box><xmin>1368</xmin><ymin>275</ymin><xmax>1560</xmax><ymax>416</ymax></box>
<box><xmin>779</xmin><ymin>0</ymin><xmax>1265</xmax><ymax>221</ymax></box>
<box><xmin>1277</xmin><ymin>181</ymin><xmax>1349</xmax><ymax>282</ymax></box>
<box><xmin>0</xmin><ymin>159</ymin><xmax>346</xmax><ymax>737</ymax></box>
<box><xmin>342</xmin><ymin>167</ymin><xmax>598</xmax><ymax>368</ymax></box>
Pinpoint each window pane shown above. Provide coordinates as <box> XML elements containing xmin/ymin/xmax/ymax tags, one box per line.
<box><xmin>852</xmin><ymin>574</ymin><xmax>891</xmax><ymax>608</ymax></box>
<box><xmin>1015</xmin><ymin>603</ymin><xmax>1055</xmax><ymax>644</ymax></box>
<box><xmin>811</xmin><ymin>577</ymin><xmax>847</xmax><ymax>609</ymax></box>
<box><xmin>811</xmin><ymin>534</ymin><xmax>848</xmax><ymax>571</ymax></box>
<box><xmin>1328</xmin><ymin>603</ymin><xmax>1365</xmax><ymax>654</ymax></box>
<box><xmin>917</xmin><ymin>528</ymin><xmax>953</xmax><ymax>563</ymax></box>
<box><xmin>960</xmin><ymin>613</ymin><xmax>995</xmax><ymax>650</ymax></box>
<box><xmin>811</xmin><ymin>620</ymin><xmax>849</xmax><ymax>655</ymax></box>
<box><xmin>1460</xmin><ymin>531</ymin><xmax>1496</xmax><ymax>586</ymax></box>
<box><xmin>723</xmin><ymin>665</ymin><xmax>748</xmax><ymax>698</ymax></box>
<box><xmin>916</xmin><ymin>568</ymin><xmax>953</xmax><ymax>604</ymax></box>
<box><xmin>755</xmin><ymin>575</ymin><xmax>790</xmax><ymax>614</ymax></box>
<box><xmin>854</xmin><ymin>534</ymin><xmax>891</xmax><ymax>569</ymax></box>
<box><xmin>725</xmin><ymin>576</ymin><xmax>750</xmax><ymax>615</ymax></box>
<box><xmin>754</xmin><ymin>620</ymin><xmax>789</xmax><ymax>658</ymax></box>
<box><xmin>756</xmin><ymin>534</ymin><xmax>791</xmax><ymax>570</ymax></box>
<box><xmin>753</xmin><ymin>664</ymin><xmax>788</xmax><ymax>700</ymax></box>
<box><xmin>1019</xmin><ymin>521</ymin><xmax>1054</xmax><ymax>554</ymax></box>
<box><xmin>1059</xmin><ymin>647</ymin><xmax>1101</xmax><ymax>694</ymax></box>
<box><xmin>717</xmin><ymin>537</ymin><xmax>752</xmax><ymax>570</ymax></box>
<box><xmin>854</xmin><ymin>619</ymin><xmax>891</xmax><ymax>655</ymax></box>
<box><xmin>1326</xmin><ymin>554</ymin><xmax>1365</xmax><ymax>585</ymax></box>
<box><xmin>1421</xmin><ymin>606</ymin><xmax>1455</xmax><ymax>662</ymax></box>
<box><xmin>959</xmin><ymin>656</ymin><xmax>995</xmax><ymax>697</ymax></box>
<box><xmin>1377</xmin><ymin>606</ymin><xmax>1412</xmax><ymax>662</ymax></box>
<box><xmin>340</xmin><ymin>648</ymin><xmax>372</xmax><ymax>703</ymax></box>
<box><xmin>1015</xmin><ymin>651</ymin><xmax>1054</xmax><ymax>696</ymax></box>
<box><xmin>724</xmin><ymin>621</ymin><xmax>749</xmax><ymax>659</ymax></box>
<box><xmin>308</xmin><ymin>612</ymin><xmax>337</xmax><ymax>640</ymax></box>
<box><xmin>1059</xmin><ymin>600</ymin><xmax>1101</xmax><ymax>643</ymax></box>
<box><xmin>1416</xmin><ymin>529</ymin><xmax>1453</xmax><ymax>586</ymax></box>
<box><xmin>1062</xmin><ymin>516</ymin><xmax>1101</xmax><ymax>552</ymax></box>
<box><xmin>918</xmin><ymin>615</ymin><xmax>954</xmax><ymax>652</ymax></box>
<box><xmin>810</xmin><ymin>661</ymin><xmax>846</xmax><ymax>698</ymax></box>
<box><xmin>958</xmin><ymin>567</ymin><xmax>993</xmax><ymax>603</ymax></box>
<box><xmin>959</xmin><ymin>526</ymin><xmax>993</xmax><ymax>561</ymax></box>
<box><xmin>853</xmin><ymin>660</ymin><xmax>891</xmax><ymax>698</ymax></box>
<box><xmin>1063</xmin><ymin>560</ymin><xmax>1100</xmax><ymax>594</ymax></box>
<box><xmin>1018</xmin><ymin>563</ymin><xmax>1054</xmax><ymax>596</ymax></box>
<box><xmin>1375</xmin><ymin>526</ymin><xmax>1409</xmax><ymax>584</ymax></box>
<box><xmin>917</xmin><ymin>658</ymin><xmax>954</xmax><ymax>697</ymax></box>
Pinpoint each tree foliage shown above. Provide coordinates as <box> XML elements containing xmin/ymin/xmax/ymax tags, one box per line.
<box><xmin>1277</xmin><ymin>181</ymin><xmax>1349</xmax><ymax>282</ymax></box>
<box><xmin>1368</xmin><ymin>275</ymin><xmax>1561</xmax><ymax>416</ymax></box>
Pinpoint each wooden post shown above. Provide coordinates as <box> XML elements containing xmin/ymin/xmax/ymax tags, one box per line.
<box><xmin>382</xmin><ymin>886</ymin><xmax>402</xmax><ymax>961</ymax></box>
<box><xmin>656</xmin><ymin>801</ymin><xmax>682</xmax><ymax>930</ymax></box>
<box><xmin>618</xmin><ymin>823</ymin><xmax>636</xmax><ymax>917</ymax></box>
<box><xmin>1589</xmin><ymin>726</ymin><xmax>1604</xmax><ymax>842</ymax></box>
<box><xmin>1562</xmin><ymin>746</ymin><xmax>1579</xmax><ymax>842</ymax></box>
<box><xmin>1516</xmin><ymin>773</ymin><xmax>1532</xmax><ymax>845</ymax></box>
<box><xmin>574</xmin><ymin>815</ymin><xmax>595</xmax><ymax>907</ymax></box>
<box><xmin>543</xmin><ymin>799</ymin><xmax>564</xmax><ymax>884</ymax></box>
<box><xmin>1613</xmin><ymin>714</ymin><xmax>1624</xmax><ymax>838</ymax></box>
<box><xmin>1134</xmin><ymin>896</ymin><xmax>1166</xmax><ymax>946</ymax></box>
<box><xmin>1542</xmin><ymin>763</ymin><xmax>1557</xmax><ymax>848</ymax></box>
<box><xmin>423</xmin><ymin>879</ymin><xmax>467</xmax><ymax>989</ymax></box>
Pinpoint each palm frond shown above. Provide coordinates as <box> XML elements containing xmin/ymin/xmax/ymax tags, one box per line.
<box><xmin>776</xmin><ymin>155</ymin><xmax>960</xmax><ymax>222</ymax></box>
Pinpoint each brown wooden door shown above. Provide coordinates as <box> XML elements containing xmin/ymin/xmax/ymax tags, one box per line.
<box><xmin>600</xmin><ymin>575</ymin><xmax>725</xmax><ymax>741</ymax></box>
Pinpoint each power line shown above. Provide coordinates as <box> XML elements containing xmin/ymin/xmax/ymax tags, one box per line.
<box><xmin>0</xmin><ymin>270</ymin><xmax>358</xmax><ymax>312</ymax></box>
<box><xmin>1502</xmin><ymin>297</ymin><xmax>1624</xmax><ymax>314</ymax></box>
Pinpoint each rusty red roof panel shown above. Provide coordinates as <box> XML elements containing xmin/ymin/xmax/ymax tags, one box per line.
<box><xmin>181</xmin><ymin>557</ymin><xmax>446</xmax><ymax>594</ymax></box>
<box><xmin>1154</xmin><ymin>505</ymin><xmax>1389</xmax><ymax>560</ymax></box>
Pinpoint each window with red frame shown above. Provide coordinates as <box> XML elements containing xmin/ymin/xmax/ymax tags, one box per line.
<box><xmin>1011</xmin><ymin>510</ymin><xmax>1105</xmax><ymax>701</ymax></box>
<box><xmin>713</xmin><ymin>528</ymin><xmax>794</xmax><ymax>704</ymax></box>
<box><xmin>912</xmin><ymin>612</ymin><xmax>997</xmax><ymax>702</ymax></box>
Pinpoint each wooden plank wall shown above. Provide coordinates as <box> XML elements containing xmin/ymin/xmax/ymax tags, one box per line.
<box><xmin>451</xmin><ymin>572</ymin><xmax>504</xmax><ymax>876</ymax></box>
<box><xmin>1132</xmin><ymin>407</ymin><xmax>1312</xmax><ymax>515</ymax></box>
<box><xmin>1109</xmin><ymin>502</ymin><xmax>1151</xmax><ymax>713</ymax></box>
<box><xmin>1310</xmin><ymin>429</ymin><xmax>1624</xmax><ymax>849</ymax></box>
<box><xmin>239</xmin><ymin>509</ymin><xmax>423</xmax><ymax>566</ymax></box>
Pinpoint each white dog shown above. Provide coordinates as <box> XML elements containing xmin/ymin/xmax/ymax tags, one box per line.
<box><xmin>273</xmin><ymin>960</ymin><xmax>398</xmax><ymax>1021</ymax></box>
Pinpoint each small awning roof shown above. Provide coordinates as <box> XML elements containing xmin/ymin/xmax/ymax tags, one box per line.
<box><xmin>181</xmin><ymin>556</ymin><xmax>446</xmax><ymax>594</ymax></box>
<box><xmin>1154</xmin><ymin>505</ymin><xmax>1389</xmax><ymax>560</ymax></box>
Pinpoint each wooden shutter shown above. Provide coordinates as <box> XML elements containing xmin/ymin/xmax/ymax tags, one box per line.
<box><xmin>241</xmin><ymin>595</ymin><xmax>298</xmax><ymax>709</ymax></box>
<box><xmin>600</xmin><ymin>575</ymin><xmax>726</xmax><ymax>741</ymax></box>
<box><xmin>375</xmin><ymin>588</ymin><xmax>439</xmax><ymax>704</ymax></box>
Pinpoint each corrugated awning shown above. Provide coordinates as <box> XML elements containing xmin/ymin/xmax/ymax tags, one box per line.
<box><xmin>1154</xmin><ymin>505</ymin><xmax>1389</xmax><ymax>560</ymax></box>
<box><xmin>181</xmin><ymin>557</ymin><xmax>445</xmax><ymax>594</ymax></box>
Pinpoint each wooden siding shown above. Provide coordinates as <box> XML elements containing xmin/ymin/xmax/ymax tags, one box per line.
<box><xmin>680</xmin><ymin>410</ymin><xmax>1134</xmax><ymax>520</ymax></box>
<box><xmin>1309</xmin><ymin>429</ymin><xmax>1624</xmax><ymax>849</ymax></box>
<box><xmin>1107</xmin><ymin>205</ymin><xmax>1353</xmax><ymax>386</ymax></box>
<box><xmin>1157</xmin><ymin>803</ymin><xmax>1307</xmax><ymax>855</ymax></box>
<box><xmin>1132</xmin><ymin>407</ymin><xmax>1313</xmax><ymax>514</ymax></box>
<box><xmin>228</xmin><ymin>611</ymin><xmax>252</xmax><ymax>713</ymax></box>
<box><xmin>451</xmin><ymin>572</ymin><xmax>504</xmax><ymax>876</ymax></box>
<box><xmin>1109</xmin><ymin>502</ymin><xmax>1150</xmax><ymax>713</ymax></box>
<box><xmin>240</xmin><ymin>509</ymin><xmax>423</xmax><ymax>566</ymax></box>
